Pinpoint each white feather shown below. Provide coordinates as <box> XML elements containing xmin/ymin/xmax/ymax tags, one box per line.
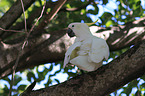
<box><xmin>64</xmin><ymin>23</ymin><xmax>110</xmax><ymax>71</ymax></box>
<box><xmin>70</xmin><ymin>56</ymin><xmax>102</xmax><ymax>71</ymax></box>
<box><xmin>88</xmin><ymin>36</ymin><xmax>109</xmax><ymax>63</ymax></box>
<box><xmin>63</xmin><ymin>42</ymin><xmax>81</xmax><ymax>68</ymax></box>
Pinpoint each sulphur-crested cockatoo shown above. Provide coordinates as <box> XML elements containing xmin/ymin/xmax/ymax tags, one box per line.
<box><xmin>63</xmin><ymin>20</ymin><xmax>109</xmax><ymax>71</ymax></box>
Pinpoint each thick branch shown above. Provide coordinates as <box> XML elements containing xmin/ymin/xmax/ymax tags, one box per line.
<box><xmin>0</xmin><ymin>0</ymin><xmax>35</xmax><ymax>34</ymax></box>
<box><xmin>29</xmin><ymin>40</ymin><xmax>145</xmax><ymax>96</ymax></box>
<box><xmin>90</xmin><ymin>17</ymin><xmax>145</xmax><ymax>51</ymax></box>
<box><xmin>0</xmin><ymin>0</ymin><xmax>93</xmax><ymax>40</ymax></box>
<box><xmin>0</xmin><ymin>1</ymin><xmax>56</xmax><ymax>40</ymax></box>
<box><xmin>0</xmin><ymin>17</ymin><xmax>145</xmax><ymax>78</ymax></box>
<box><xmin>0</xmin><ymin>29</ymin><xmax>68</xmax><ymax>78</ymax></box>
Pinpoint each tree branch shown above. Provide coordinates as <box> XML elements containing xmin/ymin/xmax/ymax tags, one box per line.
<box><xmin>0</xmin><ymin>0</ymin><xmax>36</xmax><ymax>34</ymax></box>
<box><xmin>37</xmin><ymin>0</ymin><xmax>67</xmax><ymax>29</ymax></box>
<box><xmin>91</xmin><ymin>17</ymin><xmax>145</xmax><ymax>51</ymax></box>
<box><xmin>0</xmin><ymin>1</ymin><xmax>52</xmax><ymax>41</ymax></box>
<box><xmin>0</xmin><ymin>29</ymin><xmax>67</xmax><ymax>78</ymax></box>
<box><xmin>0</xmin><ymin>17</ymin><xmax>145</xmax><ymax>78</ymax></box>
<box><xmin>29</xmin><ymin>40</ymin><xmax>145</xmax><ymax>96</ymax></box>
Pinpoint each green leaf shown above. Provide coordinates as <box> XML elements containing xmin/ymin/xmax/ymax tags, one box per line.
<box><xmin>38</xmin><ymin>0</ymin><xmax>42</xmax><ymax>6</ymax></box>
<box><xmin>54</xmin><ymin>70</ymin><xmax>61</xmax><ymax>74</ymax></box>
<box><xmin>27</xmin><ymin>72</ymin><xmax>36</xmax><ymax>82</ymax></box>
<box><xmin>141</xmin><ymin>83</ymin><xmax>145</xmax><ymax>88</ymax></box>
<box><xmin>3</xmin><ymin>77</ymin><xmax>11</xmax><ymax>84</ymax></box>
<box><xmin>140</xmin><ymin>75</ymin><xmax>145</xmax><ymax>81</ymax></box>
<box><xmin>49</xmin><ymin>64</ymin><xmax>54</xmax><ymax>71</ymax></box>
<box><xmin>102</xmin><ymin>0</ymin><xmax>108</xmax><ymax>4</ymax></box>
<box><xmin>14</xmin><ymin>75</ymin><xmax>22</xmax><ymax>86</ymax></box>
<box><xmin>105</xmin><ymin>20</ymin><xmax>113</xmax><ymax>27</ymax></box>
<box><xmin>135</xmin><ymin>90</ymin><xmax>141</xmax><ymax>96</ymax></box>
<box><xmin>136</xmin><ymin>1</ymin><xmax>141</xmax><ymax>6</ymax></box>
<box><xmin>122</xmin><ymin>87</ymin><xmax>133</xmax><ymax>95</ymax></box>
<box><xmin>121</xmin><ymin>79</ymin><xmax>139</xmax><ymax>95</ymax></box>
<box><xmin>100</xmin><ymin>12</ymin><xmax>113</xmax><ymax>25</ymax></box>
<box><xmin>45</xmin><ymin>77</ymin><xmax>52</xmax><ymax>86</ymax></box>
<box><xmin>54</xmin><ymin>79</ymin><xmax>60</xmax><ymax>84</ymax></box>
<box><xmin>67</xmin><ymin>72</ymin><xmax>77</xmax><ymax>77</ymax></box>
<box><xmin>87</xmin><ymin>10</ymin><xmax>97</xmax><ymax>15</ymax></box>
<box><xmin>0</xmin><ymin>85</ymin><xmax>9</xmax><ymax>95</ymax></box>
<box><xmin>17</xmin><ymin>85</ymin><xmax>27</xmax><ymax>90</ymax></box>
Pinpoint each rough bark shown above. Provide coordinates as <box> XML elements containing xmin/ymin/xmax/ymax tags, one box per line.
<box><xmin>0</xmin><ymin>0</ymin><xmax>93</xmax><ymax>40</ymax></box>
<box><xmin>29</xmin><ymin>40</ymin><xmax>145</xmax><ymax>96</ymax></box>
<box><xmin>0</xmin><ymin>0</ymin><xmax>144</xmax><ymax>95</ymax></box>
<box><xmin>90</xmin><ymin>17</ymin><xmax>145</xmax><ymax>51</ymax></box>
<box><xmin>0</xmin><ymin>0</ymin><xmax>36</xmax><ymax>34</ymax></box>
<box><xmin>0</xmin><ymin>0</ymin><xmax>145</xmax><ymax>79</ymax></box>
<box><xmin>0</xmin><ymin>17</ymin><xmax>145</xmax><ymax>78</ymax></box>
<box><xmin>0</xmin><ymin>0</ymin><xmax>68</xmax><ymax>78</ymax></box>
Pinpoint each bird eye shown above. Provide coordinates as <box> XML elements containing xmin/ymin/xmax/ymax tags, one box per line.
<box><xmin>72</xmin><ymin>25</ymin><xmax>74</xmax><ymax>27</ymax></box>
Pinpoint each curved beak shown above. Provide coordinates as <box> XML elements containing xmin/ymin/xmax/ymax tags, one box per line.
<box><xmin>67</xmin><ymin>28</ymin><xmax>75</xmax><ymax>37</ymax></box>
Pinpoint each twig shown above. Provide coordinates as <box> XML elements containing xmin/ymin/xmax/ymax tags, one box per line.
<box><xmin>29</xmin><ymin>0</ymin><xmax>46</xmax><ymax>33</ymax></box>
<box><xmin>37</xmin><ymin>0</ymin><xmax>67</xmax><ymax>29</ymax></box>
<box><xmin>9</xmin><ymin>0</ymin><xmax>27</xmax><ymax>95</ymax></box>
<box><xmin>8</xmin><ymin>0</ymin><xmax>46</xmax><ymax>96</ymax></box>
<box><xmin>0</xmin><ymin>27</ymin><xmax>25</xmax><ymax>33</ymax></box>
<box><xmin>20</xmin><ymin>0</ymin><xmax>27</xmax><ymax>32</ymax></box>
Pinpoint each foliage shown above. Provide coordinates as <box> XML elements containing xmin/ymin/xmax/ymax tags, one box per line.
<box><xmin>0</xmin><ymin>0</ymin><xmax>145</xmax><ymax>96</ymax></box>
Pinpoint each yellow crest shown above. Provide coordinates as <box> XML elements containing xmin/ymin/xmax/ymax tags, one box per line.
<box><xmin>86</xmin><ymin>19</ymin><xmax>98</xmax><ymax>26</ymax></box>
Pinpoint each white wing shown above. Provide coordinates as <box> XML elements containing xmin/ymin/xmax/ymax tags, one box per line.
<box><xmin>70</xmin><ymin>55</ymin><xmax>102</xmax><ymax>71</ymax></box>
<box><xmin>63</xmin><ymin>42</ymin><xmax>81</xmax><ymax>68</ymax></box>
<box><xmin>88</xmin><ymin>37</ymin><xmax>109</xmax><ymax>63</ymax></box>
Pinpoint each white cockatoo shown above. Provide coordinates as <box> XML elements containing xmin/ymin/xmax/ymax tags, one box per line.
<box><xmin>63</xmin><ymin>20</ymin><xmax>109</xmax><ymax>71</ymax></box>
